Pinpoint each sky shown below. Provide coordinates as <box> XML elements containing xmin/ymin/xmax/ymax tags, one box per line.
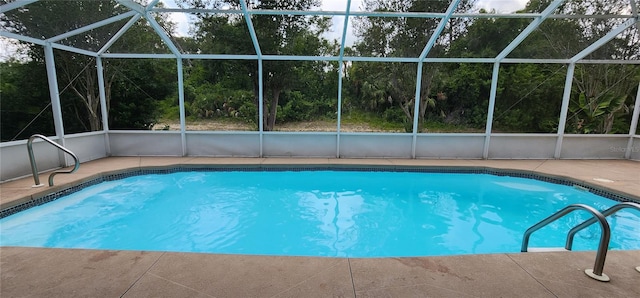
<box><xmin>320</xmin><ymin>0</ymin><xmax>530</xmax><ymax>45</ymax></box>
<box><xmin>164</xmin><ymin>0</ymin><xmax>530</xmax><ymax>44</ymax></box>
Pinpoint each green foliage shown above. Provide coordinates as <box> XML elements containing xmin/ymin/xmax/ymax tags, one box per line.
<box><xmin>278</xmin><ymin>91</ymin><xmax>314</xmax><ymax>123</ymax></box>
<box><xmin>107</xmin><ymin>59</ymin><xmax>176</xmax><ymax>130</ymax></box>
<box><xmin>350</xmin><ymin>1</ymin><xmax>478</xmax><ymax>128</ymax></box>
<box><xmin>341</xmin><ymin>110</ymin><xmax>406</xmax><ymax>131</ymax></box>
<box><xmin>186</xmin><ymin>0</ymin><xmax>331</xmax><ymax>130</ymax></box>
<box><xmin>3</xmin><ymin>0</ymin><xmax>176</xmax><ymax>134</ymax></box>
<box><xmin>0</xmin><ymin>60</ymin><xmax>54</xmax><ymax>141</ymax></box>
<box><xmin>432</xmin><ymin>63</ymin><xmax>492</xmax><ymax>129</ymax></box>
<box><xmin>491</xmin><ymin>64</ymin><xmax>565</xmax><ymax>132</ymax></box>
<box><xmin>2</xmin><ymin>0</ymin><xmax>638</xmax><ymax>138</ymax></box>
<box><xmin>158</xmin><ymin>99</ymin><xmax>181</xmax><ymax>120</ymax></box>
<box><xmin>568</xmin><ymin>93</ymin><xmax>629</xmax><ymax>134</ymax></box>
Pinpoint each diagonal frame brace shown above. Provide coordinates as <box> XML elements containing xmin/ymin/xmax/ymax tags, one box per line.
<box><xmin>495</xmin><ymin>0</ymin><xmax>565</xmax><ymax>61</ymax></box>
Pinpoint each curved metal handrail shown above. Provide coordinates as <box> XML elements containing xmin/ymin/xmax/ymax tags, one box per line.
<box><xmin>566</xmin><ymin>202</ymin><xmax>640</xmax><ymax>251</ymax></box>
<box><xmin>27</xmin><ymin>134</ymin><xmax>80</xmax><ymax>187</ymax></box>
<box><xmin>521</xmin><ymin>204</ymin><xmax>610</xmax><ymax>281</ymax></box>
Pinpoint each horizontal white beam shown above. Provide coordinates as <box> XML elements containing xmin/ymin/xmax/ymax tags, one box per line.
<box><xmin>0</xmin><ymin>0</ymin><xmax>38</xmax><ymax>13</ymax></box>
<box><xmin>577</xmin><ymin>59</ymin><xmax>640</xmax><ymax>64</ymax></box>
<box><xmin>93</xmin><ymin>55</ymin><xmax>640</xmax><ymax>64</ymax></box>
<box><xmin>50</xmin><ymin>43</ymin><xmax>98</xmax><ymax>57</ymax></box>
<box><xmin>151</xmin><ymin>8</ymin><xmax>539</xmax><ymax>19</ymax></box>
<box><xmin>0</xmin><ymin>31</ymin><xmax>46</xmax><ymax>45</ymax></box>
<box><xmin>181</xmin><ymin>54</ymin><xmax>258</xmax><ymax>60</ymax></box>
<box><xmin>100</xmin><ymin>53</ymin><xmax>177</xmax><ymax>59</ymax></box>
<box><xmin>151</xmin><ymin>8</ymin><xmax>634</xmax><ymax>19</ymax></box>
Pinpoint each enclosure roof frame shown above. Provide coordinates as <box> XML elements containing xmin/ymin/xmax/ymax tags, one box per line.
<box><xmin>2</xmin><ymin>0</ymin><xmax>639</xmax><ymax>63</ymax></box>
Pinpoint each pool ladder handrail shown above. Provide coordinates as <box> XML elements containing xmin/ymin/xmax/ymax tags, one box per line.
<box><xmin>27</xmin><ymin>134</ymin><xmax>80</xmax><ymax>187</ymax></box>
<box><xmin>566</xmin><ymin>202</ymin><xmax>640</xmax><ymax>251</ymax></box>
<box><xmin>521</xmin><ymin>204</ymin><xmax>611</xmax><ymax>282</ymax></box>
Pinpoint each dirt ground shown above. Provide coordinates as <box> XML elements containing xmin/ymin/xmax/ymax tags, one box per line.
<box><xmin>154</xmin><ymin>119</ymin><xmax>404</xmax><ymax>133</ymax></box>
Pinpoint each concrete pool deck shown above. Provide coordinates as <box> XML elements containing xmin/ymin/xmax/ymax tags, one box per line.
<box><xmin>1</xmin><ymin>158</ymin><xmax>639</xmax><ymax>297</ymax></box>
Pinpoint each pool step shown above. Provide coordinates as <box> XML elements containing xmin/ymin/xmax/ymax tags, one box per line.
<box><xmin>527</xmin><ymin>247</ymin><xmax>569</xmax><ymax>252</ymax></box>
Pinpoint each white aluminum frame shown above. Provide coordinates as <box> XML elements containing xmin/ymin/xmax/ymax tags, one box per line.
<box><xmin>0</xmin><ymin>0</ymin><xmax>638</xmax><ymax>181</ymax></box>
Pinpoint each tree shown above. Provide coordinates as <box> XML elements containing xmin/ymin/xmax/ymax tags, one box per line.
<box><xmin>3</xmin><ymin>0</ymin><xmax>124</xmax><ymax>131</ymax></box>
<box><xmin>518</xmin><ymin>0</ymin><xmax>640</xmax><ymax>134</ymax></box>
<box><xmin>2</xmin><ymin>0</ymin><xmax>177</xmax><ymax>132</ymax></box>
<box><xmin>441</xmin><ymin>0</ymin><xmax>639</xmax><ymax>133</ymax></box>
<box><xmin>107</xmin><ymin>58</ymin><xmax>177</xmax><ymax>130</ymax></box>
<box><xmin>351</xmin><ymin>0</ymin><xmax>477</xmax><ymax>130</ymax></box>
<box><xmin>184</xmin><ymin>0</ymin><xmax>332</xmax><ymax>130</ymax></box>
<box><xmin>0</xmin><ymin>58</ymin><xmax>54</xmax><ymax>141</ymax></box>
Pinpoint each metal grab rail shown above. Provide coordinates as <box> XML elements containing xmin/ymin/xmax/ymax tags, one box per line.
<box><xmin>27</xmin><ymin>134</ymin><xmax>80</xmax><ymax>187</ymax></box>
<box><xmin>521</xmin><ymin>204</ymin><xmax>611</xmax><ymax>282</ymax></box>
<box><xmin>566</xmin><ymin>202</ymin><xmax>640</xmax><ymax>251</ymax></box>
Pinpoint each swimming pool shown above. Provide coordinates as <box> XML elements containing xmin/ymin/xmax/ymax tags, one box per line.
<box><xmin>1</xmin><ymin>168</ymin><xmax>639</xmax><ymax>257</ymax></box>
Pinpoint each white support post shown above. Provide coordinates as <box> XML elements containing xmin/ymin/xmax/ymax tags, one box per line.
<box><xmin>336</xmin><ymin>0</ymin><xmax>352</xmax><ymax>158</ymax></box>
<box><xmin>44</xmin><ymin>43</ymin><xmax>68</xmax><ymax>166</ymax></box>
<box><xmin>336</xmin><ymin>62</ymin><xmax>343</xmax><ymax>158</ymax></box>
<box><xmin>483</xmin><ymin>62</ymin><xmax>500</xmax><ymax>159</ymax></box>
<box><xmin>258</xmin><ymin>60</ymin><xmax>264</xmax><ymax>157</ymax></box>
<box><xmin>408</xmin><ymin>0</ymin><xmax>460</xmax><ymax>159</ymax></box>
<box><xmin>554</xmin><ymin>63</ymin><xmax>576</xmax><ymax>159</ymax></box>
<box><xmin>96</xmin><ymin>57</ymin><xmax>111</xmax><ymax>155</ymax></box>
<box><xmin>239</xmin><ymin>0</ymin><xmax>264</xmax><ymax>157</ymax></box>
<box><xmin>411</xmin><ymin>62</ymin><xmax>424</xmax><ymax>159</ymax></box>
<box><xmin>177</xmin><ymin>59</ymin><xmax>187</xmax><ymax>156</ymax></box>
<box><xmin>625</xmin><ymin>82</ymin><xmax>640</xmax><ymax>159</ymax></box>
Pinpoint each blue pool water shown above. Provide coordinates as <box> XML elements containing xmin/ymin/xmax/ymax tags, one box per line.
<box><xmin>1</xmin><ymin>171</ymin><xmax>639</xmax><ymax>257</ymax></box>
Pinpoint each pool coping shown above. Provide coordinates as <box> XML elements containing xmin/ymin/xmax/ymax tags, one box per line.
<box><xmin>2</xmin><ymin>163</ymin><xmax>639</xmax><ymax>219</ymax></box>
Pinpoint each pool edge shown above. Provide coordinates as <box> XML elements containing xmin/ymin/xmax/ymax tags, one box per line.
<box><xmin>2</xmin><ymin>163</ymin><xmax>639</xmax><ymax>219</ymax></box>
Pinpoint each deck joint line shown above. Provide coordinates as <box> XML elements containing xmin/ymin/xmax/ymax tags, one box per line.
<box><xmin>348</xmin><ymin>258</ymin><xmax>357</xmax><ymax>297</ymax></box>
<box><xmin>505</xmin><ymin>254</ymin><xmax>558</xmax><ymax>298</ymax></box>
<box><xmin>119</xmin><ymin>252</ymin><xmax>166</xmax><ymax>298</ymax></box>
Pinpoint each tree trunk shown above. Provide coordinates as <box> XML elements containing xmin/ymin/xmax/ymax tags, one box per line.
<box><xmin>266</xmin><ymin>88</ymin><xmax>281</xmax><ymax>131</ymax></box>
<box><xmin>263</xmin><ymin>101</ymin><xmax>269</xmax><ymax>131</ymax></box>
<box><xmin>69</xmin><ymin>69</ymin><xmax>101</xmax><ymax>131</ymax></box>
<box><xmin>603</xmin><ymin>113</ymin><xmax>615</xmax><ymax>134</ymax></box>
<box><xmin>419</xmin><ymin>69</ymin><xmax>435</xmax><ymax>122</ymax></box>
<box><xmin>398</xmin><ymin>99</ymin><xmax>413</xmax><ymax>122</ymax></box>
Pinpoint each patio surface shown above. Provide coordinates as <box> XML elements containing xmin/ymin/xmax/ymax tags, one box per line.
<box><xmin>1</xmin><ymin>158</ymin><xmax>639</xmax><ymax>297</ymax></box>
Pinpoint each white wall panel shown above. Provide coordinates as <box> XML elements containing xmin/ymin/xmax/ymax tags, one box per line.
<box><xmin>0</xmin><ymin>133</ymin><xmax>107</xmax><ymax>182</ymax></box>
<box><xmin>64</xmin><ymin>132</ymin><xmax>108</xmax><ymax>162</ymax></box>
<box><xmin>263</xmin><ymin>133</ymin><xmax>337</xmax><ymax>157</ymax></box>
<box><xmin>0</xmin><ymin>140</ymin><xmax>59</xmax><ymax>181</ymax></box>
<box><xmin>416</xmin><ymin>135</ymin><xmax>484</xmax><ymax>159</ymax></box>
<box><xmin>4</xmin><ymin>132</ymin><xmax>639</xmax><ymax>182</ymax></box>
<box><xmin>340</xmin><ymin>134</ymin><xmax>412</xmax><ymax>158</ymax></box>
<box><xmin>488</xmin><ymin>135</ymin><xmax>556</xmax><ymax>159</ymax></box>
<box><xmin>187</xmin><ymin>133</ymin><xmax>260</xmax><ymax>156</ymax></box>
<box><xmin>560</xmin><ymin>135</ymin><xmax>629</xmax><ymax>159</ymax></box>
<box><xmin>109</xmin><ymin>131</ymin><xmax>182</xmax><ymax>156</ymax></box>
